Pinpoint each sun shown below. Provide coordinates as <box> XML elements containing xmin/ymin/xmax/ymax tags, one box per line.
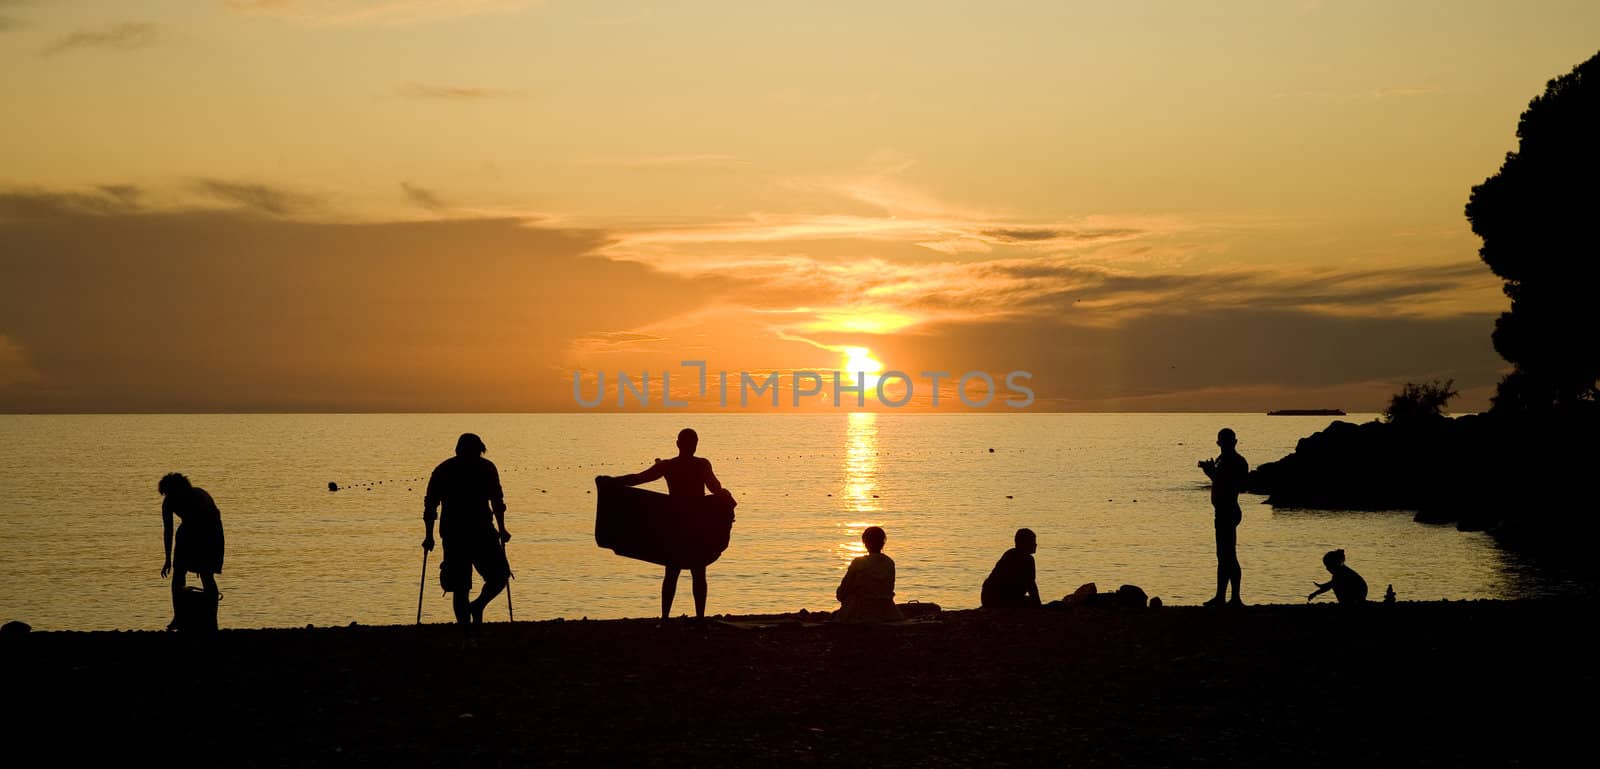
<box><xmin>841</xmin><ymin>346</ymin><xmax>884</xmax><ymax>378</ymax></box>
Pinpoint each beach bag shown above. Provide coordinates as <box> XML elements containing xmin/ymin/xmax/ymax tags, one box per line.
<box><xmin>1115</xmin><ymin>584</ymin><xmax>1149</xmax><ymax>608</ymax></box>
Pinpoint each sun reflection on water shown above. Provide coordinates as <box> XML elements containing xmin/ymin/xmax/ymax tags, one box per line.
<box><xmin>836</xmin><ymin>411</ymin><xmax>882</xmax><ymax>564</ymax></box>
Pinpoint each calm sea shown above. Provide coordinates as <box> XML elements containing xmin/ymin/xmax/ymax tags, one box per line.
<box><xmin>0</xmin><ymin>413</ymin><xmax>1567</xmax><ymax>630</ymax></box>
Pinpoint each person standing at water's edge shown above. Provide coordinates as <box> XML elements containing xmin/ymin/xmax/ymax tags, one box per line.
<box><xmin>600</xmin><ymin>428</ymin><xmax>728</xmax><ymax>625</ymax></box>
<box><xmin>1198</xmin><ymin>428</ymin><xmax>1248</xmax><ymax>607</ymax></box>
<box><xmin>158</xmin><ymin>473</ymin><xmax>224</xmax><ymax>629</ymax></box>
<box><xmin>423</xmin><ymin>433</ymin><xmax>511</xmax><ymax>630</ymax></box>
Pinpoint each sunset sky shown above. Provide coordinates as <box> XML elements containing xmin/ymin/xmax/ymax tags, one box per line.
<box><xmin>3</xmin><ymin>1</ymin><xmax>1597</xmax><ymax>412</ymax></box>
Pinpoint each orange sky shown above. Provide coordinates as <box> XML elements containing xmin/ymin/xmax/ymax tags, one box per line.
<box><xmin>3</xmin><ymin>1</ymin><xmax>1597</xmax><ymax>412</ymax></box>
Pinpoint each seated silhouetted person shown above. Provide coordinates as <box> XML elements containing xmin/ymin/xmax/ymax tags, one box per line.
<box><xmin>1307</xmin><ymin>549</ymin><xmax>1368</xmax><ymax>604</ymax></box>
<box><xmin>982</xmin><ymin>528</ymin><xmax>1041</xmax><ymax>609</ymax></box>
<box><xmin>834</xmin><ymin>526</ymin><xmax>903</xmax><ymax>624</ymax></box>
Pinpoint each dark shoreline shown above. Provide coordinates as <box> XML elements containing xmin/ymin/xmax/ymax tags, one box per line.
<box><xmin>13</xmin><ymin>600</ymin><xmax>1592</xmax><ymax>767</ymax></box>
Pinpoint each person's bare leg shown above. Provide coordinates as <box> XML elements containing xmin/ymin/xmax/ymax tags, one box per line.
<box><xmin>169</xmin><ymin>570</ymin><xmax>187</xmax><ymax>628</ymax></box>
<box><xmin>471</xmin><ymin>576</ymin><xmax>506</xmax><ymax>623</ymax></box>
<box><xmin>662</xmin><ymin>567</ymin><xmax>681</xmax><ymax>621</ymax></box>
<box><xmin>452</xmin><ymin>590</ymin><xmax>471</xmax><ymax>625</ymax></box>
<box><xmin>691</xmin><ymin>567</ymin><xmax>708</xmax><ymax>619</ymax></box>
<box><xmin>1206</xmin><ymin>525</ymin><xmax>1233</xmax><ymax>606</ymax></box>
<box><xmin>1222</xmin><ymin>525</ymin><xmax>1243</xmax><ymax>604</ymax></box>
<box><xmin>199</xmin><ymin>572</ymin><xmax>218</xmax><ymax>598</ymax></box>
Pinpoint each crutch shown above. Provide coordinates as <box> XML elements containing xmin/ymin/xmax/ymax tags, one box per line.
<box><xmin>416</xmin><ymin>546</ymin><xmax>429</xmax><ymax>625</ymax></box>
<box><xmin>499</xmin><ymin>535</ymin><xmax>515</xmax><ymax>622</ymax></box>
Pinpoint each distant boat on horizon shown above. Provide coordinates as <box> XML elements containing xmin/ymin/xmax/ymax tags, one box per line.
<box><xmin>1266</xmin><ymin>408</ymin><xmax>1346</xmax><ymax>416</ymax></box>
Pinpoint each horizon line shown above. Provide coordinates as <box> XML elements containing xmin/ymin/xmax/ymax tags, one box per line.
<box><xmin>0</xmin><ymin>409</ymin><xmax>1389</xmax><ymax>416</ymax></box>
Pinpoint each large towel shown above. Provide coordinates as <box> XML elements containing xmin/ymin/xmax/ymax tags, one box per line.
<box><xmin>594</xmin><ymin>481</ymin><xmax>736</xmax><ymax>568</ymax></box>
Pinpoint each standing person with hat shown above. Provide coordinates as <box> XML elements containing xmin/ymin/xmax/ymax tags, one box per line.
<box><xmin>422</xmin><ymin>433</ymin><xmax>511</xmax><ymax>632</ymax></box>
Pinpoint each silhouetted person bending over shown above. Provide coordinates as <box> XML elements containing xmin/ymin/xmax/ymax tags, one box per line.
<box><xmin>159</xmin><ymin>473</ymin><xmax>224</xmax><ymax>630</ymax></box>
<box><xmin>423</xmin><ymin>433</ymin><xmax>511</xmax><ymax>630</ymax></box>
<box><xmin>982</xmin><ymin>528</ymin><xmax>1041</xmax><ymax>609</ymax></box>
<box><xmin>1199</xmin><ymin>428</ymin><xmax>1248</xmax><ymax>607</ymax></box>
<box><xmin>608</xmin><ymin>428</ymin><xmax>725</xmax><ymax>624</ymax></box>
<box><xmin>1308</xmin><ymin>549</ymin><xmax>1368</xmax><ymax>604</ymax></box>
<box><xmin>834</xmin><ymin>526</ymin><xmax>904</xmax><ymax>623</ymax></box>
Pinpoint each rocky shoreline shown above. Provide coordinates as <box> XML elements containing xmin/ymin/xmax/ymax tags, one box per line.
<box><xmin>1246</xmin><ymin>412</ymin><xmax>1599</xmax><ymax>549</ymax></box>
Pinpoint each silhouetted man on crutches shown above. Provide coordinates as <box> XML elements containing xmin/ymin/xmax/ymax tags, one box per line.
<box><xmin>422</xmin><ymin>433</ymin><xmax>511</xmax><ymax>636</ymax></box>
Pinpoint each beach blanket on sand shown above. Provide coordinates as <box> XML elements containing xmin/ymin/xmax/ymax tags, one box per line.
<box><xmin>594</xmin><ymin>482</ymin><xmax>736</xmax><ymax>568</ymax></box>
<box><xmin>716</xmin><ymin>617</ymin><xmax>943</xmax><ymax>630</ymax></box>
<box><xmin>716</xmin><ymin>603</ymin><xmax>943</xmax><ymax>630</ymax></box>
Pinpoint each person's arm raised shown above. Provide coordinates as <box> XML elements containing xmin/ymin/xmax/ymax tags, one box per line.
<box><xmin>611</xmin><ymin>459</ymin><xmax>667</xmax><ymax>487</ymax></box>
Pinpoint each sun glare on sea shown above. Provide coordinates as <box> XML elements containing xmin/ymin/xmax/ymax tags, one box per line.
<box><xmin>837</xmin><ymin>411</ymin><xmax>882</xmax><ymax>564</ymax></box>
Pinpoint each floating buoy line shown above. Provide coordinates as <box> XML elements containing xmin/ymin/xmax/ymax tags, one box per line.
<box><xmin>326</xmin><ymin>448</ymin><xmax>1025</xmax><ymax>493</ymax></box>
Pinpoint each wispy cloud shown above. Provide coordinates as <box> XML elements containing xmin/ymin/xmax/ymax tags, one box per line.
<box><xmin>608</xmin><ymin>209</ymin><xmax>1165</xmax><ymax>261</ymax></box>
<box><xmin>0</xmin><ymin>183</ymin><xmax>1506</xmax><ymax>412</ymax></box>
<box><xmin>192</xmin><ymin>179</ymin><xmax>321</xmax><ymax>216</ymax></box>
<box><xmin>603</xmin><ymin>246</ymin><xmax>1498</xmax><ymax>355</ymax></box>
<box><xmin>570</xmin><ymin>331</ymin><xmax>669</xmax><ymax>353</ymax></box>
<box><xmin>0</xmin><ymin>188</ymin><xmax>698</xmax><ymax>412</ymax></box>
<box><xmin>582</xmin><ymin>158</ymin><xmax>1493</xmax><ymax>356</ymax></box>
<box><xmin>400</xmin><ymin>181</ymin><xmax>448</xmax><ymax>212</ymax></box>
<box><xmin>0</xmin><ymin>0</ymin><xmax>28</xmax><ymax>33</ymax></box>
<box><xmin>40</xmin><ymin>22</ymin><xmax>158</xmax><ymax>57</ymax></box>
<box><xmin>561</xmin><ymin>253</ymin><xmax>1505</xmax><ymax>411</ymax></box>
<box><xmin>230</xmin><ymin>0</ymin><xmax>539</xmax><ymax>27</ymax></box>
<box><xmin>397</xmin><ymin>82</ymin><xmax>527</xmax><ymax>100</ymax></box>
<box><xmin>96</xmin><ymin>184</ymin><xmax>144</xmax><ymax>207</ymax></box>
<box><xmin>0</xmin><ymin>185</ymin><xmax>145</xmax><ymax>218</ymax></box>
<box><xmin>596</xmin><ymin>158</ymin><xmax>1255</xmax><ymax>277</ymax></box>
<box><xmin>578</xmin><ymin>154</ymin><xmax>747</xmax><ymax>170</ymax></box>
